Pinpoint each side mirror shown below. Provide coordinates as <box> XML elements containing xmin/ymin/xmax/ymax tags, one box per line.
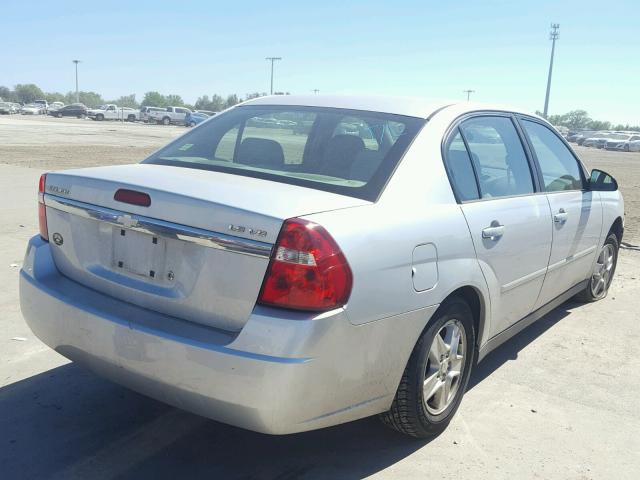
<box><xmin>589</xmin><ymin>169</ymin><xmax>618</xmax><ymax>191</ymax></box>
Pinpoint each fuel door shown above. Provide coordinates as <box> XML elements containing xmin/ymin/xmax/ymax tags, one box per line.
<box><xmin>412</xmin><ymin>243</ymin><xmax>438</xmax><ymax>292</ymax></box>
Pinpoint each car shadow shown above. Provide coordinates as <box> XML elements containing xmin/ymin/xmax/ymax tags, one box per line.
<box><xmin>1</xmin><ymin>302</ymin><xmax>577</xmax><ymax>480</ymax></box>
<box><xmin>468</xmin><ymin>301</ymin><xmax>576</xmax><ymax>390</ymax></box>
<box><xmin>0</xmin><ymin>363</ymin><xmax>427</xmax><ymax>480</ymax></box>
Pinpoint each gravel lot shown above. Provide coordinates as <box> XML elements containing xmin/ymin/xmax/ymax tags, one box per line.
<box><xmin>1</xmin><ymin>115</ymin><xmax>639</xmax><ymax>479</ymax></box>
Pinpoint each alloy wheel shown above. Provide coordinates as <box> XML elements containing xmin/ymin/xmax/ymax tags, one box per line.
<box><xmin>423</xmin><ymin>320</ymin><xmax>467</xmax><ymax>415</ymax></box>
<box><xmin>591</xmin><ymin>244</ymin><xmax>615</xmax><ymax>298</ymax></box>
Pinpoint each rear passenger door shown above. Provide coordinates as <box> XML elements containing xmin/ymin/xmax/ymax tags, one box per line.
<box><xmin>444</xmin><ymin>115</ymin><xmax>552</xmax><ymax>336</ymax></box>
<box><xmin>518</xmin><ymin>118</ymin><xmax>602</xmax><ymax>308</ymax></box>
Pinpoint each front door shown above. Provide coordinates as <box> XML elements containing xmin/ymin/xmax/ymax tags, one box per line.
<box><xmin>445</xmin><ymin>115</ymin><xmax>552</xmax><ymax>337</ymax></box>
<box><xmin>518</xmin><ymin>118</ymin><xmax>602</xmax><ymax>308</ymax></box>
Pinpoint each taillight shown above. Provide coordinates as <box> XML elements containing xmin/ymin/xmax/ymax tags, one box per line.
<box><xmin>258</xmin><ymin>218</ymin><xmax>353</xmax><ymax>311</ymax></box>
<box><xmin>38</xmin><ymin>173</ymin><xmax>48</xmax><ymax>241</ymax></box>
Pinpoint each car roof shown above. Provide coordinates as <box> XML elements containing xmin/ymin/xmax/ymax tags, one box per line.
<box><xmin>241</xmin><ymin>95</ymin><xmax>538</xmax><ymax>120</ymax></box>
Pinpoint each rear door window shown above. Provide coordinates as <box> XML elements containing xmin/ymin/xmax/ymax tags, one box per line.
<box><xmin>459</xmin><ymin>116</ymin><xmax>535</xmax><ymax>199</ymax></box>
<box><xmin>443</xmin><ymin>129</ymin><xmax>480</xmax><ymax>201</ymax></box>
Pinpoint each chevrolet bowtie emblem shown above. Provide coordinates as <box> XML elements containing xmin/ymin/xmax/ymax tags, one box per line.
<box><xmin>116</xmin><ymin>215</ymin><xmax>138</xmax><ymax>228</ymax></box>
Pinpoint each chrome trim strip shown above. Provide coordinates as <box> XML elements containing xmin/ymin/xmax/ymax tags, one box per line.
<box><xmin>45</xmin><ymin>194</ymin><xmax>273</xmax><ymax>259</ymax></box>
<box><xmin>501</xmin><ymin>244</ymin><xmax>597</xmax><ymax>293</ymax></box>
<box><xmin>547</xmin><ymin>245</ymin><xmax>597</xmax><ymax>273</ymax></box>
<box><xmin>501</xmin><ymin>266</ymin><xmax>547</xmax><ymax>293</ymax></box>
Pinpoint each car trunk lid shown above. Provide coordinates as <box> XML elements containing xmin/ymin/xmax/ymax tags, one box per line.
<box><xmin>43</xmin><ymin>164</ymin><xmax>368</xmax><ymax>332</ymax></box>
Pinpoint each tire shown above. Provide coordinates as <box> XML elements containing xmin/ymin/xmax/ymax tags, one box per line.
<box><xmin>56</xmin><ymin>112</ymin><xmax>62</xmax><ymax>118</ymax></box>
<box><xmin>624</xmin><ymin>144</ymin><xmax>630</xmax><ymax>152</ymax></box>
<box><xmin>575</xmin><ymin>233</ymin><xmax>619</xmax><ymax>302</ymax></box>
<box><xmin>78</xmin><ymin>114</ymin><xmax>86</xmax><ymax>119</ymax></box>
<box><xmin>162</xmin><ymin>117</ymin><xmax>171</xmax><ymax>126</ymax></box>
<box><xmin>127</xmin><ymin>114</ymin><xmax>136</xmax><ymax>122</ymax></box>
<box><xmin>380</xmin><ymin>296</ymin><xmax>476</xmax><ymax>438</ymax></box>
<box><xmin>189</xmin><ymin>121</ymin><xmax>196</xmax><ymax>127</ymax></box>
<box><xmin>96</xmin><ymin>114</ymin><xmax>104</xmax><ymax>121</ymax></box>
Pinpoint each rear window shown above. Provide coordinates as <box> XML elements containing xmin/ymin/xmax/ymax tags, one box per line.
<box><xmin>144</xmin><ymin>105</ymin><xmax>424</xmax><ymax>201</ymax></box>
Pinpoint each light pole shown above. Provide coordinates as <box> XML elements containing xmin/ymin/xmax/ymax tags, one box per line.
<box><xmin>72</xmin><ymin>60</ymin><xmax>82</xmax><ymax>103</ymax></box>
<box><xmin>265</xmin><ymin>57</ymin><xmax>282</xmax><ymax>95</ymax></box>
<box><xmin>543</xmin><ymin>23</ymin><xmax>560</xmax><ymax>118</ymax></box>
<box><xmin>463</xmin><ymin>89</ymin><xmax>475</xmax><ymax>101</ymax></box>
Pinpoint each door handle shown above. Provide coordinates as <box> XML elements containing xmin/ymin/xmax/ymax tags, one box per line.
<box><xmin>554</xmin><ymin>208</ymin><xmax>568</xmax><ymax>223</ymax></box>
<box><xmin>482</xmin><ymin>223</ymin><xmax>505</xmax><ymax>240</ymax></box>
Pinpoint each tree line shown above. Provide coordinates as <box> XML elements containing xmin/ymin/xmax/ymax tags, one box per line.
<box><xmin>0</xmin><ymin>83</ymin><xmax>285</xmax><ymax>111</ymax></box>
<box><xmin>534</xmin><ymin>109</ymin><xmax>639</xmax><ymax>132</ymax></box>
<box><xmin>3</xmin><ymin>84</ymin><xmax>635</xmax><ymax>130</ymax></box>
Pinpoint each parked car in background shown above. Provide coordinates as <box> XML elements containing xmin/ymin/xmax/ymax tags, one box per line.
<box><xmin>604</xmin><ymin>133</ymin><xmax>640</xmax><ymax>151</ymax></box>
<box><xmin>0</xmin><ymin>102</ymin><xmax>18</xmax><ymax>114</ymax></box>
<box><xmin>20</xmin><ymin>103</ymin><xmax>43</xmax><ymax>115</ymax></box>
<box><xmin>48</xmin><ymin>102</ymin><xmax>65</xmax><ymax>113</ymax></box>
<box><xmin>120</xmin><ymin>107</ymin><xmax>140</xmax><ymax>122</ymax></box>
<box><xmin>22</xmin><ymin>96</ymin><xmax>624</xmax><ymax>438</ymax></box>
<box><xmin>566</xmin><ymin>132</ymin><xmax>581</xmax><ymax>142</ymax></box>
<box><xmin>34</xmin><ymin>99</ymin><xmax>48</xmax><ymax>113</ymax></box>
<box><xmin>582</xmin><ymin>132</ymin><xmax>612</xmax><ymax>148</ymax></box>
<box><xmin>184</xmin><ymin>110</ymin><xmax>214</xmax><ymax>127</ymax></box>
<box><xmin>626</xmin><ymin>139</ymin><xmax>640</xmax><ymax>152</ymax></box>
<box><xmin>572</xmin><ymin>131</ymin><xmax>596</xmax><ymax>145</ymax></box>
<box><xmin>87</xmin><ymin>104</ymin><xmax>140</xmax><ymax>122</ymax></box>
<box><xmin>148</xmin><ymin>106</ymin><xmax>191</xmax><ymax>125</ymax></box>
<box><xmin>140</xmin><ymin>106</ymin><xmax>165</xmax><ymax>123</ymax></box>
<box><xmin>48</xmin><ymin>103</ymin><xmax>88</xmax><ymax>118</ymax></box>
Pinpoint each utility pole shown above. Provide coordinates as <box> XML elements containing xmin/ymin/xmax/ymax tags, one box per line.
<box><xmin>265</xmin><ymin>57</ymin><xmax>282</xmax><ymax>95</ymax></box>
<box><xmin>543</xmin><ymin>23</ymin><xmax>560</xmax><ymax>118</ymax></box>
<box><xmin>463</xmin><ymin>89</ymin><xmax>475</xmax><ymax>101</ymax></box>
<box><xmin>72</xmin><ymin>59</ymin><xmax>82</xmax><ymax>103</ymax></box>
<box><xmin>312</xmin><ymin>89</ymin><xmax>320</xmax><ymax>95</ymax></box>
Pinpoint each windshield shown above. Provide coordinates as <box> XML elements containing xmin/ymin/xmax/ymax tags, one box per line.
<box><xmin>144</xmin><ymin>105</ymin><xmax>424</xmax><ymax>201</ymax></box>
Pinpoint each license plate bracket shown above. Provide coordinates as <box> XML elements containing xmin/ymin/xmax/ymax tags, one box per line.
<box><xmin>112</xmin><ymin>227</ymin><xmax>166</xmax><ymax>279</ymax></box>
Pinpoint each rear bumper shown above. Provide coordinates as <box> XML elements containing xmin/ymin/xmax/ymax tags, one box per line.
<box><xmin>20</xmin><ymin>236</ymin><xmax>434</xmax><ymax>434</ymax></box>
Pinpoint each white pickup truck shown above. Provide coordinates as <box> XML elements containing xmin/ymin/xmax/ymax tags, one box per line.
<box><xmin>148</xmin><ymin>106</ymin><xmax>191</xmax><ymax>125</ymax></box>
<box><xmin>87</xmin><ymin>104</ymin><xmax>140</xmax><ymax>122</ymax></box>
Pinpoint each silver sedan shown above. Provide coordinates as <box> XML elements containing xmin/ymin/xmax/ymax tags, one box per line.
<box><xmin>20</xmin><ymin>96</ymin><xmax>624</xmax><ymax>437</ymax></box>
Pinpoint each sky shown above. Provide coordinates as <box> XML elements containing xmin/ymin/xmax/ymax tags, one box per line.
<box><xmin>2</xmin><ymin>0</ymin><xmax>639</xmax><ymax>124</ymax></box>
